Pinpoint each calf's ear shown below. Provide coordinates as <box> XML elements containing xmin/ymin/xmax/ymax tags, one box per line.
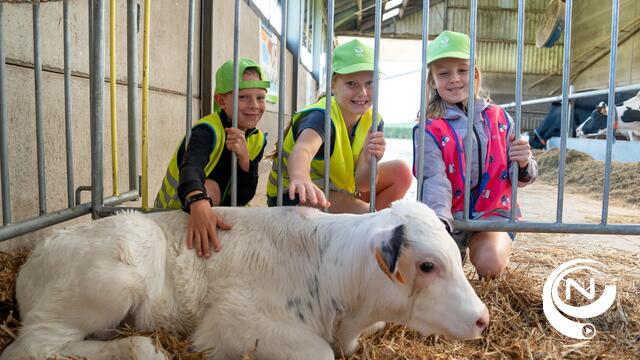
<box><xmin>374</xmin><ymin>225</ymin><xmax>407</xmax><ymax>284</ymax></box>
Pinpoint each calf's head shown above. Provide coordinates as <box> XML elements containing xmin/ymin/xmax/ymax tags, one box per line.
<box><xmin>369</xmin><ymin>200</ymin><xmax>489</xmax><ymax>340</ymax></box>
<box><xmin>576</xmin><ymin>102</ymin><xmax>609</xmax><ymax>137</ymax></box>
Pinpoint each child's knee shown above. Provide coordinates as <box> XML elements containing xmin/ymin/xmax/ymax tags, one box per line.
<box><xmin>384</xmin><ymin>160</ymin><xmax>413</xmax><ymax>188</ymax></box>
<box><xmin>471</xmin><ymin>249</ymin><xmax>509</xmax><ymax>278</ymax></box>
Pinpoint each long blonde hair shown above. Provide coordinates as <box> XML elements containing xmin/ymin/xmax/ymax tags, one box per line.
<box><xmin>424</xmin><ymin>65</ymin><xmax>490</xmax><ymax>119</ymax></box>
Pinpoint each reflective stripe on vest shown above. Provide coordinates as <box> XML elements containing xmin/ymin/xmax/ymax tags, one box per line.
<box><xmin>266</xmin><ymin>96</ymin><xmax>376</xmax><ymax>197</ymax></box>
<box><xmin>420</xmin><ymin>105</ymin><xmax>520</xmax><ymax>219</ymax></box>
<box><xmin>154</xmin><ymin>112</ymin><xmax>265</xmax><ymax>209</ymax></box>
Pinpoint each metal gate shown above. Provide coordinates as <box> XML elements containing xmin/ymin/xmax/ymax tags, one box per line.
<box><xmin>1</xmin><ymin>0</ymin><xmax>639</xmax><ymax>244</ymax></box>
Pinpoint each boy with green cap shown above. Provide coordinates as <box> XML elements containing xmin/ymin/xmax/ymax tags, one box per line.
<box><xmin>413</xmin><ymin>30</ymin><xmax>537</xmax><ymax>278</ymax></box>
<box><xmin>267</xmin><ymin>39</ymin><xmax>412</xmax><ymax>213</ymax></box>
<box><xmin>155</xmin><ymin>57</ymin><xmax>270</xmax><ymax>257</ymax></box>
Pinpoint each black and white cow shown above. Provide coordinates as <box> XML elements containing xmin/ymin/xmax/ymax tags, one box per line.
<box><xmin>527</xmin><ymin>89</ymin><xmax>638</xmax><ymax>148</ymax></box>
<box><xmin>576</xmin><ymin>91</ymin><xmax>640</xmax><ymax>141</ymax></box>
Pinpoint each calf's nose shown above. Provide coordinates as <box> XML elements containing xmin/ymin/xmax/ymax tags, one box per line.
<box><xmin>475</xmin><ymin>308</ymin><xmax>490</xmax><ymax>332</ymax></box>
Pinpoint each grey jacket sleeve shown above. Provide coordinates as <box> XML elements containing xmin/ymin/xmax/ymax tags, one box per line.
<box><xmin>413</xmin><ymin>126</ymin><xmax>454</xmax><ymax>228</ymax></box>
<box><xmin>505</xmin><ymin>111</ymin><xmax>538</xmax><ymax>186</ymax></box>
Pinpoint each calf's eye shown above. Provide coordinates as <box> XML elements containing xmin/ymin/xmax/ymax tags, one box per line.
<box><xmin>419</xmin><ymin>261</ymin><xmax>434</xmax><ymax>273</ymax></box>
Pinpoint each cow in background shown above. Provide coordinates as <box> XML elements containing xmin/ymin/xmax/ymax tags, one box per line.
<box><xmin>576</xmin><ymin>91</ymin><xmax>640</xmax><ymax>141</ymax></box>
<box><xmin>528</xmin><ymin>89</ymin><xmax>638</xmax><ymax>149</ymax></box>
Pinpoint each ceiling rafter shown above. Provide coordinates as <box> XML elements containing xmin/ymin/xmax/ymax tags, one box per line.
<box><xmin>399</xmin><ymin>0</ymin><xmax>411</xmax><ymax>18</ymax></box>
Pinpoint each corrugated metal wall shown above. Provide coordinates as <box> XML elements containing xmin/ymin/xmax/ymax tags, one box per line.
<box><xmin>394</xmin><ymin>0</ymin><xmax>563</xmax><ymax>75</ymax></box>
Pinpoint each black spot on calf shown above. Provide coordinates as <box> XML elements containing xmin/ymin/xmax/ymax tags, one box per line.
<box><xmin>620</xmin><ymin>107</ymin><xmax>640</xmax><ymax>123</ymax></box>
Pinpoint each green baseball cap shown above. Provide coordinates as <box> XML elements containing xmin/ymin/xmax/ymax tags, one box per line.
<box><xmin>332</xmin><ymin>39</ymin><xmax>375</xmax><ymax>75</ymax></box>
<box><xmin>214</xmin><ymin>57</ymin><xmax>270</xmax><ymax>112</ymax></box>
<box><xmin>427</xmin><ymin>31</ymin><xmax>470</xmax><ymax>65</ymax></box>
<box><xmin>214</xmin><ymin>57</ymin><xmax>270</xmax><ymax>95</ymax></box>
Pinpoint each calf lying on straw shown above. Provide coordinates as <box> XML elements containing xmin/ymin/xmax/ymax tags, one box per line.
<box><xmin>1</xmin><ymin>200</ymin><xmax>488</xmax><ymax>360</ymax></box>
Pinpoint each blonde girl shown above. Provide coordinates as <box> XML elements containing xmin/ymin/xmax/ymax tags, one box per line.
<box><xmin>267</xmin><ymin>39</ymin><xmax>412</xmax><ymax>213</ymax></box>
<box><xmin>413</xmin><ymin>31</ymin><xmax>538</xmax><ymax>278</ymax></box>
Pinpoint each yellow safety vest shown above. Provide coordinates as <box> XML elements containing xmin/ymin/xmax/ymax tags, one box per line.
<box><xmin>155</xmin><ymin>112</ymin><xmax>266</xmax><ymax>209</ymax></box>
<box><xmin>267</xmin><ymin>96</ymin><xmax>376</xmax><ymax>197</ymax></box>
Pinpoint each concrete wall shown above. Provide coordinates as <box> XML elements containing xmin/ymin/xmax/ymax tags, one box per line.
<box><xmin>571</xmin><ymin>0</ymin><xmax>639</xmax><ymax>91</ymax></box>
<box><xmin>0</xmin><ymin>0</ymin><xmax>316</xmax><ymax>248</ymax></box>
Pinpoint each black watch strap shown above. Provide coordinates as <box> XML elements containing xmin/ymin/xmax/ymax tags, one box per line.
<box><xmin>183</xmin><ymin>192</ymin><xmax>213</xmax><ymax>213</ymax></box>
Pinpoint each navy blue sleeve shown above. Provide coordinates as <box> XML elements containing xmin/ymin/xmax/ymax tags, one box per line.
<box><xmin>292</xmin><ymin>110</ymin><xmax>335</xmax><ymax>159</ymax></box>
<box><xmin>177</xmin><ymin>124</ymin><xmax>215</xmax><ymax>207</ymax></box>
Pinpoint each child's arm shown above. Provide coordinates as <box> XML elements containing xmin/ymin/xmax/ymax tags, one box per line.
<box><xmin>288</xmin><ymin>128</ymin><xmax>330</xmax><ymax>207</ymax></box>
<box><xmin>413</xmin><ymin>126</ymin><xmax>454</xmax><ymax>229</ymax></box>
<box><xmin>235</xmin><ymin>136</ymin><xmax>265</xmax><ymax>206</ymax></box>
<box><xmin>178</xmin><ymin>125</ymin><xmax>232</xmax><ymax>258</ymax></box>
<box><xmin>355</xmin><ymin>131</ymin><xmax>385</xmax><ymax>192</ymax></box>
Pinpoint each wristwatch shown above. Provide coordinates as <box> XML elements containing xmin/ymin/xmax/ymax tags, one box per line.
<box><xmin>183</xmin><ymin>192</ymin><xmax>213</xmax><ymax>213</ymax></box>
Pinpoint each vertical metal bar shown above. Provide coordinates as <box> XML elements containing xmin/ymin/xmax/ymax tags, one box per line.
<box><xmin>555</xmin><ymin>0</ymin><xmax>573</xmax><ymax>223</ymax></box>
<box><xmin>416</xmin><ymin>0</ymin><xmax>430</xmax><ymax>202</ymax></box>
<box><xmin>276</xmin><ymin>0</ymin><xmax>288</xmax><ymax>206</ymax></box>
<box><xmin>109</xmin><ymin>0</ymin><xmax>119</xmax><ymax>195</ymax></box>
<box><xmin>91</xmin><ymin>0</ymin><xmax>106</xmax><ymax>218</ymax></box>
<box><xmin>509</xmin><ymin>0</ymin><xmax>525</xmax><ymax>221</ymax></box>
<box><xmin>463</xmin><ymin>0</ymin><xmax>478</xmax><ymax>221</ymax></box>
<box><xmin>568</xmin><ymin>85</ymin><xmax>575</xmax><ymax>136</ymax></box>
<box><xmin>200</xmin><ymin>0</ymin><xmax>215</xmax><ymax>116</ymax></box>
<box><xmin>368</xmin><ymin>0</ymin><xmax>382</xmax><ymax>212</ymax></box>
<box><xmin>601</xmin><ymin>0</ymin><xmax>620</xmax><ymax>225</ymax></box>
<box><xmin>311</xmin><ymin>0</ymin><xmax>323</xmax><ymax>80</ymax></box>
<box><xmin>0</xmin><ymin>2</ymin><xmax>11</xmax><ymax>224</ymax></box>
<box><xmin>127</xmin><ymin>0</ymin><xmax>139</xmax><ymax>193</ymax></box>
<box><xmin>289</xmin><ymin>0</ymin><xmax>302</xmax><ymax>115</ymax></box>
<box><xmin>89</xmin><ymin>0</ymin><xmax>93</xmax><ymax>82</ymax></box>
<box><xmin>63</xmin><ymin>0</ymin><xmax>75</xmax><ymax>208</ymax></box>
<box><xmin>231</xmin><ymin>0</ymin><xmax>241</xmax><ymax>207</ymax></box>
<box><xmin>185</xmin><ymin>0</ymin><xmax>196</xmax><ymax>147</ymax></box>
<box><xmin>323</xmin><ymin>0</ymin><xmax>335</xmax><ymax>208</ymax></box>
<box><xmin>141</xmin><ymin>0</ymin><xmax>150</xmax><ymax>208</ymax></box>
<box><xmin>33</xmin><ymin>0</ymin><xmax>47</xmax><ymax>215</ymax></box>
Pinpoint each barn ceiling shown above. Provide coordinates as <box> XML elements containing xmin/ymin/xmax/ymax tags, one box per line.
<box><xmin>331</xmin><ymin>0</ymin><xmax>440</xmax><ymax>35</ymax></box>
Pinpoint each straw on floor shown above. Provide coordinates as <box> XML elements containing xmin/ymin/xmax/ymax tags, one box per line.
<box><xmin>1</xmin><ymin>245</ymin><xmax>637</xmax><ymax>359</ymax></box>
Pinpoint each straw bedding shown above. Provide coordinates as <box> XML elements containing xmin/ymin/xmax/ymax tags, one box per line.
<box><xmin>535</xmin><ymin>148</ymin><xmax>640</xmax><ymax>207</ymax></box>
<box><xmin>1</xmin><ymin>244</ymin><xmax>638</xmax><ymax>359</ymax></box>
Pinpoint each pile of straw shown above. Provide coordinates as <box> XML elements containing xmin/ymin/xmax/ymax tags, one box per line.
<box><xmin>535</xmin><ymin>148</ymin><xmax>640</xmax><ymax>207</ymax></box>
<box><xmin>1</xmin><ymin>245</ymin><xmax>638</xmax><ymax>359</ymax></box>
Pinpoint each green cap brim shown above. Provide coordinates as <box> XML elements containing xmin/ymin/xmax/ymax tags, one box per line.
<box><xmin>427</xmin><ymin>51</ymin><xmax>470</xmax><ymax>65</ymax></box>
<box><xmin>213</xmin><ymin>80</ymin><xmax>271</xmax><ymax>113</ymax></box>
<box><xmin>237</xmin><ymin>80</ymin><xmax>271</xmax><ymax>90</ymax></box>
<box><xmin>333</xmin><ymin>63</ymin><xmax>375</xmax><ymax>75</ymax></box>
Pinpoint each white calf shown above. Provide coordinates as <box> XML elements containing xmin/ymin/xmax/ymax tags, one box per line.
<box><xmin>1</xmin><ymin>200</ymin><xmax>489</xmax><ymax>360</ymax></box>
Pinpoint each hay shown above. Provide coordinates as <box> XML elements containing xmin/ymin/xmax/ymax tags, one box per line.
<box><xmin>0</xmin><ymin>250</ymin><xmax>29</xmax><ymax>351</ymax></box>
<box><xmin>535</xmin><ymin>148</ymin><xmax>640</xmax><ymax>208</ymax></box>
<box><xmin>348</xmin><ymin>246</ymin><xmax>640</xmax><ymax>359</ymax></box>
<box><xmin>1</xmin><ymin>246</ymin><xmax>639</xmax><ymax>359</ymax></box>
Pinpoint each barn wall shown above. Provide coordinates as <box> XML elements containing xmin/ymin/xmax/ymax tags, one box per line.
<box><xmin>571</xmin><ymin>0</ymin><xmax>639</xmax><ymax>91</ymax></box>
<box><xmin>0</xmin><ymin>1</ymin><xmax>315</xmax><ymax>249</ymax></box>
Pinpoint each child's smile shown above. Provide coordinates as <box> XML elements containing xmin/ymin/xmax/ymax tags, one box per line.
<box><xmin>430</xmin><ymin>58</ymin><xmax>476</xmax><ymax>106</ymax></box>
<box><xmin>332</xmin><ymin>71</ymin><xmax>374</xmax><ymax>124</ymax></box>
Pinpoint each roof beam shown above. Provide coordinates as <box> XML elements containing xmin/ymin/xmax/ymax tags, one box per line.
<box><xmin>399</xmin><ymin>0</ymin><xmax>410</xmax><ymax>18</ymax></box>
